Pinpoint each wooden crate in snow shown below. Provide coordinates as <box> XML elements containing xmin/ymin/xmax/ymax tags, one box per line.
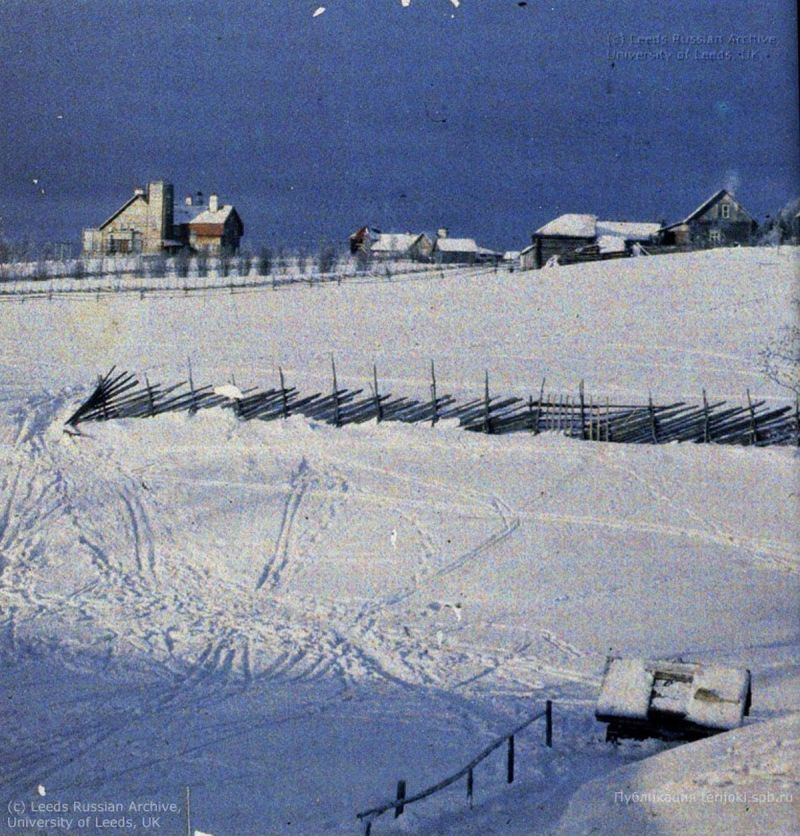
<box><xmin>595</xmin><ymin>656</ymin><xmax>752</xmax><ymax>743</ymax></box>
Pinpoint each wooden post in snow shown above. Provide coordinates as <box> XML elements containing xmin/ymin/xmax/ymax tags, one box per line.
<box><xmin>467</xmin><ymin>767</ymin><xmax>474</xmax><ymax>808</ymax></box>
<box><xmin>187</xmin><ymin>357</ymin><xmax>197</xmax><ymax>413</ymax></box>
<box><xmin>795</xmin><ymin>396</ymin><xmax>800</xmax><ymax>447</ymax></box>
<box><xmin>579</xmin><ymin>380</ymin><xmax>587</xmax><ymax>440</ymax></box>
<box><xmin>279</xmin><ymin>367</ymin><xmax>289</xmax><ymax>419</ymax></box>
<box><xmin>99</xmin><ymin>374</ymin><xmax>109</xmax><ymax>421</ymax></box>
<box><xmin>430</xmin><ymin>360</ymin><xmax>438</xmax><ymax>426</ymax></box>
<box><xmin>373</xmin><ymin>364</ymin><xmax>382</xmax><ymax>422</ymax></box>
<box><xmin>506</xmin><ymin>735</ymin><xmax>515</xmax><ymax>783</ymax></box>
<box><xmin>746</xmin><ymin>389</ymin><xmax>758</xmax><ymax>445</ymax></box>
<box><xmin>648</xmin><ymin>392</ymin><xmax>659</xmax><ymax>444</ymax></box>
<box><xmin>483</xmin><ymin>370</ymin><xmax>492</xmax><ymax>434</ymax></box>
<box><xmin>145</xmin><ymin>373</ymin><xmax>155</xmax><ymax>417</ymax></box>
<box><xmin>331</xmin><ymin>355</ymin><xmax>341</xmax><ymax>427</ymax></box>
<box><xmin>605</xmin><ymin>397</ymin><xmax>610</xmax><ymax>442</ymax></box>
<box><xmin>536</xmin><ymin>378</ymin><xmax>546</xmax><ymax>434</ymax></box>
<box><xmin>395</xmin><ymin>780</ymin><xmax>406</xmax><ymax>818</ymax></box>
<box><xmin>546</xmin><ymin>699</ymin><xmax>553</xmax><ymax>747</ymax></box>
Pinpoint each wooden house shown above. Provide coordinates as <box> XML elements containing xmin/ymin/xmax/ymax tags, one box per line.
<box><xmin>349</xmin><ymin>226</ymin><xmax>381</xmax><ymax>254</ymax></box>
<box><xmin>180</xmin><ymin>193</ymin><xmax>243</xmax><ymax>254</ymax></box>
<box><xmin>82</xmin><ymin>181</ymin><xmax>174</xmax><ymax>255</ymax></box>
<box><xmin>523</xmin><ymin>214</ymin><xmax>659</xmax><ymax>269</ymax></box>
<box><xmin>596</xmin><ymin>656</ymin><xmax>752</xmax><ymax>743</ymax></box>
<box><xmin>659</xmin><ymin>189</ymin><xmax>757</xmax><ymax>247</ymax></box>
<box><xmin>83</xmin><ymin>182</ymin><xmax>243</xmax><ymax>255</ymax></box>
<box><xmin>368</xmin><ymin>232</ymin><xmax>433</xmax><ymax>261</ymax></box>
<box><xmin>432</xmin><ymin>234</ymin><xmax>479</xmax><ymax>264</ymax></box>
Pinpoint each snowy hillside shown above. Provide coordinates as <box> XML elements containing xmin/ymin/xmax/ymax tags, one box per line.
<box><xmin>0</xmin><ymin>247</ymin><xmax>797</xmax><ymax>834</ymax></box>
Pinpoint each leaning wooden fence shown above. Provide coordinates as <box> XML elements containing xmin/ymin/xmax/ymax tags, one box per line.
<box><xmin>65</xmin><ymin>365</ymin><xmax>800</xmax><ymax>448</ymax></box>
<box><xmin>356</xmin><ymin>700</ymin><xmax>553</xmax><ymax>833</ymax></box>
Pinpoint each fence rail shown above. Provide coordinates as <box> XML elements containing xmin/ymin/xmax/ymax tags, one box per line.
<box><xmin>65</xmin><ymin>366</ymin><xmax>800</xmax><ymax>448</ymax></box>
<box><xmin>356</xmin><ymin>701</ymin><xmax>553</xmax><ymax>833</ymax></box>
<box><xmin>0</xmin><ymin>257</ymin><xmax>491</xmax><ymax>300</ymax></box>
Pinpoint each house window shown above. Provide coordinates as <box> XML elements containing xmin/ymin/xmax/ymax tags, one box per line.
<box><xmin>720</xmin><ymin>204</ymin><xmax>731</xmax><ymax>219</ymax></box>
<box><xmin>709</xmin><ymin>229</ymin><xmax>722</xmax><ymax>244</ymax></box>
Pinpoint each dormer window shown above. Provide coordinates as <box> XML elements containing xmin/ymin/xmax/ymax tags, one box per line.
<box><xmin>721</xmin><ymin>203</ymin><xmax>731</xmax><ymax>219</ymax></box>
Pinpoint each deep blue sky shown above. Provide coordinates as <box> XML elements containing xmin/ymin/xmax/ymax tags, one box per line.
<box><xmin>0</xmin><ymin>0</ymin><xmax>797</xmax><ymax>251</ymax></box>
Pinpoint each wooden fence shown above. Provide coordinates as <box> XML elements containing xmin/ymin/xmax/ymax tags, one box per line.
<box><xmin>356</xmin><ymin>701</ymin><xmax>553</xmax><ymax>833</ymax></box>
<box><xmin>65</xmin><ymin>366</ymin><xmax>800</xmax><ymax>448</ymax></box>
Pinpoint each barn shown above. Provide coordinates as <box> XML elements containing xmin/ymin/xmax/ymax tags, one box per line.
<box><xmin>523</xmin><ymin>214</ymin><xmax>659</xmax><ymax>269</ymax></box>
<box><xmin>659</xmin><ymin>189</ymin><xmax>757</xmax><ymax>247</ymax></box>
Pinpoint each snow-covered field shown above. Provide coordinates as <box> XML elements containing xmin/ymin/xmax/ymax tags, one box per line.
<box><xmin>0</xmin><ymin>247</ymin><xmax>797</xmax><ymax>834</ymax></box>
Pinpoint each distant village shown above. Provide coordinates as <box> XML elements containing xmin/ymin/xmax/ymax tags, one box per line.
<box><xmin>71</xmin><ymin>179</ymin><xmax>800</xmax><ymax>274</ymax></box>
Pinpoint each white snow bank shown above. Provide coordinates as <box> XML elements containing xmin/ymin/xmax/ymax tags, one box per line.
<box><xmin>557</xmin><ymin>713</ymin><xmax>800</xmax><ymax>835</ymax></box>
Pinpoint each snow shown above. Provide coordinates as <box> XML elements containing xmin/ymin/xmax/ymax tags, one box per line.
<box><xmin>687</xmin><ymin>665</ymin><xmax>751</xmax><ymax>730</ymax></box>
<box><xmin>535</xmin><ymin>213</ymin><xmax>597</xmax><ymax>238</ymax></box>
<box><xmin>0</xmin><ymin>247</ymin><xmax>797</xmax><ymax>833</ymax></box>
<box><xmin>369</xmin><ymin>232</ymin><xmax>423</xmax><ymax>253</ymax></box>
<box><xmin>596</xmin><ymin>658</ymin><xmax>653</xmax><ymax>720</ymax></box>
<box><xmin>434</xmin><ymin>237</ymin><xmax>479</xmax><ymax>252</ymax></box>
<box><xmin>556</xmin><ymin>713</ymin><xmax>799</xmax><ymax>835</ymax></box>
<box><xmin>596</xmin><ymin>221</ymin><xmax>661</xmax><ymax>240</ymax></box>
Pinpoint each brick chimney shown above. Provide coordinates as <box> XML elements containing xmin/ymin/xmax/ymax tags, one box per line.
<box><xmin>208</xmin><ymin>193</ymin><xmax>219</xmax><ymax>213</ymax></box>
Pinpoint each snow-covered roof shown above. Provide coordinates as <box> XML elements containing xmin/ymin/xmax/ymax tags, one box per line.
<box><xmin>370</xmin><ymin>233</ymin><xmax>424</xmax><ymax>253</ymax></box>
<box><xmin>596</xmin><ymin>221</ymin><xmax>661</xmax><ymax>240</ymax></box>
<box><xmin>596</xmin><ymin>658</ymin><xmax>653</xmax><ymax>720</ymax></box>
<box><xmin>520</xmin><ymin>244</ymin><xmax>535</xmax><ymax>255</ymax></box>
<box><xmin>535</xmin><ymin>214</ymin><xmax>597</xmax><ymax>238</ymax></box>
<box><xmin>503</xmin><ymin>251</ymin><xmax>521</xmax><ymax>260</ymax></box>
<box><xmin>434</xmin><ymin>237</ymin><xmax>478</xmax><ymax>252</ymax></box>
<box><xmin>686</xmin><ymin>665</ymin><xmax>751</xmax><ymax>730</ymax></box>
<box><xmin>189</xmin><ymin>205</ymin><xmax>236</xmax><ymax>226</ymax></box>
<box><xmin>477</xmin><ymin>246</ymin><xmax>501</xmax><ymax>256</ymax></box>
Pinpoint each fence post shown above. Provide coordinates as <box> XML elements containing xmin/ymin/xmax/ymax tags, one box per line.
<box><xmin>187</xmin><ymin>357</ymin><xmax>197</xmax><ymax>413</ymax></box>
<box><xmin>579</xmin><ymin>380</ymin><xmax>587</xmax><ymax>440</ymax></box>
<box><xmin>506</xmin><ymin>735</ymin><xmax>515</xmax><ymax>783</ymax></box>
<box><xmin>99</xmin><ymin>374</ymin><xmax>109</xmax><ymax>421</ymax></box>
<box><xmin>536</xmin><ymin>378</ymin><xmax>546</xmax><ymax>435</ymax></box>
<box><xmin>430</xmin><ymin>360</ymin><xmax>438</xmax><ymax>426</ymax></box>
<box><xmin>331</xmin><ymin>355</ymin><xmax>341</xmax><ymax>427</ymax></box>
<box><xmin>605</xmin><ymin>397</ymin><xmax>610</xmax><ymax>442</ymax></box>
<box><xmin>546</xmin><ymin>700</ymin><xmax>553</xmax><ymax>748</ymax></box>
<box><xmin>648</xmin><ymin>392</ymin><xmax>659</xmax><ymax>443</ymax></box>
<box><xmin>746</xmin><ymin>389</ymin><xmax>758</xmax><ymax>445</ymax></box>
<box><xmin>145</xmin><ymin>373</ymin><xmax>155</xmax><ymax>417</ymax></box>
<box><xmin>279</xmin><ymin>367</ymin><xmax>289</xmax><ymax>419</ymax></box>
<box><xmin>702</xmin><ymin>388</ymin><xmax>710</xmax><ymax>443</ymax></box>
<box><xmin>483</xmin><ymin>370</ymin><xmax>492</xmax><ymax>434</ymax></box>
<box><xmin>795</xmin><ymin>396</ymin><xmax>800</xmax><ymax>447</ymax></box>
<box><xmin>467</xmin><ymin>767</ymin><xmax>474</xmax><ymax>808</ymax></box>
<box><xmin>395</xmin><ymin>780</ymin><xmax>406</xmax><ymax>818</ymax></box>
<box><xmin>373</xmin><ymin>364</ymin><xmax>382</xmax><ymax>422</ymax></box>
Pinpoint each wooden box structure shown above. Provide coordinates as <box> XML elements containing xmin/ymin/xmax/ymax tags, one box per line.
<box><xmin>596</xmin><ymin>657</ymin><xmax>752</xmax><ymax>743</ymax></box>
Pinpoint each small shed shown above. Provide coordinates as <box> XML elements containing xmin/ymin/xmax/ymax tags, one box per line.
<box><xmin>432</xmin><ymin>236</ymin><xmax>479</xmax><ymax>264</ymax></box>
<box><xmin>596</xmin><ymin>656</ymin><xmax>752</xmax><ymax>743</ymax></box>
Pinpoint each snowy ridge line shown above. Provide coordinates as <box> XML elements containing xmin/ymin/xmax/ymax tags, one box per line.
<box><xmin>65</xmin><ymin>367</ymin><xmax>800</xmax><ymax>447</ymax></box>
<box><xmin>356</xmin><ymin>701</ymin><xmax>553</xmax><ymax>830</ymax></box>
<box><xmin>0</xmin><ymin>260</ymin><xmax>491</xmax><ymax>300</ymax></box>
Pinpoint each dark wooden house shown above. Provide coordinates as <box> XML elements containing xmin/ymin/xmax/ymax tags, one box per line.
<box><xmin>523</xmin><ymin>214</ymin><xmax>659</xmax><ymax>269</ymax></box>
<box><xmin>659</xmin><ymin>189</ymin><xmax>757</xmax><ymax>247</ymax></box>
